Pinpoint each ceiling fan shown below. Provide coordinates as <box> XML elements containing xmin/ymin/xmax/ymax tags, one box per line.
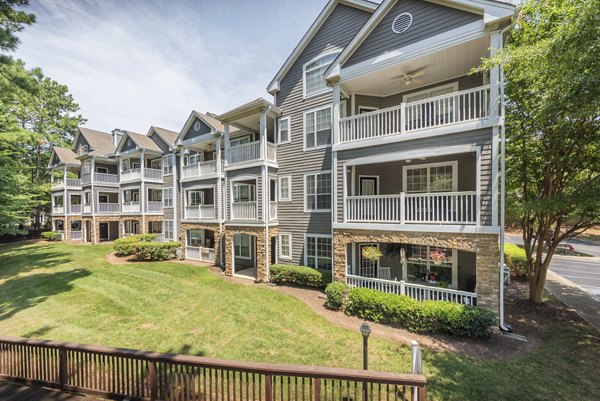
<box><xmin>392</xmin><ymin>66</ymin><xmax>427</xmax><ymax>86</ymax></box>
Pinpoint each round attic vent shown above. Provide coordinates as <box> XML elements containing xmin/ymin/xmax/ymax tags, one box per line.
<box><xmin>193</xmin><ymin>121</ymin><xmax>201</xmax><ymax>131</ymax></box>
<box><xmin>392</xmin><ymin>13</ymin><xmax>413</xmax><ymax>34</ymax></box>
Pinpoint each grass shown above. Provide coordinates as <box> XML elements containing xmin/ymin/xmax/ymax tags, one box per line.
<box><xmin>1</xmin><ymin>241</ymin><xmax>599</xmax><ymax>401</ymax></box>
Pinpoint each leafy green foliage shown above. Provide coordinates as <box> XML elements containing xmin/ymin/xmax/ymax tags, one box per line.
<box><xmin>41</xmin><ymin>231</ymin><xmax>62</xmax><ymax>241</ymax></box>
<box><xmin>130</xmin><ymin>241</ymin><xmax>180</xmax><ymax>261</ymax></box>
<box><xmin>269</xmin><ymin>264</ymin><xmax>332</xmax><ymax>288</ymax></box>
<box><xmin>330</xmin><ymin>286</ymin><xmax>495</xmax><ymax>337</ymax></box>
<box><xmin>361</xmin><ymin>245</ymin><xmax>382</xmax><ymax>261</ymax></box>
<box><xmin>324</xmin><ymin>282</ymin><xmax>349</xmax><ymax>310</ymax></box>
<box><xmin>504</xmin><ymin>243</ymin><xmax>527</xmax><ymax>279</ymax></box>
<box><xmin>113</xmin><ymin>234</ymin><xmax>158</xmax><ymax>256</ymax></box>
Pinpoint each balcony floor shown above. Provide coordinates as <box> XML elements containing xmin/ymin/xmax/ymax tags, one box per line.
<box><xmin>0</xmin><ymin>382</ymin><xmax>95</xmax><ymax>400</ymax></box>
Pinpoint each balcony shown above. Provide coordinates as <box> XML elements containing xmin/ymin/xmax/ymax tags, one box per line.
<box><xmin>83</xmin><ymin>204</ymin><xmax>92</xmax><ymax>214</ymax></box>
<box><xmin>51</xmin><ymin>178</ymin><xmax>81</xmax><ymax>189</ymax></box>
<box><xmin>81</xmin><ymin>173</ymin><xmax>119</xmax><ymax>185</ymax></box>
<box><xmin>121</xmin><ymin>201</ymin><xmax>141</xmax><ymax>214</ymax></box>
<box><xmin>97</xmin><ymin>203</ymin><xmax>120</xmax><ymax>214</ymax></box>
<box><xmin>231</xmin><ymin>202</ymin><xmax>257</xmax><ymax>220</ymax></box>
<box><xmin>147</xmin><ymin>201</ymin><xmax>163</xmax><ymax>214</ymax></box>
<box><xmin>227</xmin><ymin>141</ymin><xmax>277</xmax><ymax>166</ymax></box>
<box><xmin>120</xmin><ymin>168</ymin><xmax>163</xmax><ymax>183</ymax></box>
<box><xmin>339</xmin><ymin>86</ymin><xmax>491</xmax><ymax>145</ymax></box>
<box><xmin>52</xmin><ymin>206</ymin><xmax>64</xmax><ymax>214</ymax></box>
<box><xmin>182</xmin><ymin>160</ymin><xmax>223</xmax><ymax>180</ymax></box>
<box><xmin>69</xmin><ymin>205</ymin><xmax>82</xmax><ymax>214</ymax></box>
<box><xmin>185</xmin><ymin>205</ymin><xmax>216</xmax><ymax>220</ymax></box>
<box><xmin>345</xmin><ymin>192</ymin><xmax>478</xmax><ymax>225</ymax></box>
<box><xmin>120</xmin><ymin>168</ymin><xmax>140</xmax><ymax>182</ymax></box>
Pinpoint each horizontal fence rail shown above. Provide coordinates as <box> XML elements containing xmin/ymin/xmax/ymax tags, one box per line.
<box><xmin>346</xmin><ymin>195</ymin><xmax>402</xmax><ymax>223</ymax></box>
<box><xmin>121</xmin><ymin>169</ymin><xmax>141</xmax><ymax>182</ymax></box>
<box><xmin>97</xmin><ymin>203</ymin><xmax>120</xmax><ymax>214</ymax></box>
<box><xmin>347</xmin><ymin>274</ymin><xmax>477</xmax><ymax>306</ymax></box>
<box><xmin>94</xmin><ymin>173</ymin><xmax>119</xmax><ymax>184</ymax></box>
<box><xmin>147</xmin><ymin>201</ymin><xmax>163</xmax><ymax>213</ymax></box>
<box><xmin>144</xmin><ymin>168</ymin><xmax>163</xmax><ymax>181</ymax></box>
<box><xmin>52</xmin><ymin>178</ymin><xmax>82</xmax><ymax>188</ymax></box>
<box><xmin>185</xmin><ymin>246</ymin><xmax>216</xmax><ymax>262</ymax></box>
<box><xmin>231</xmin><ymin>202</ymin><xmax>257</xmax><ymax>220</ymax></box>
<box><xmin>122</xmin><ymin>201</ymin><xmax>141</xmax><ymax>214</ymax></box>
<box><xmin>339</xmin><ymin>85</ymin><xmax>491</xmax><ymax>144</ymax></box>
<box><xmin>185</xmin><ymin>205</ymin><xmax>216</xmax><ymax>220</ymax></box>
<box><xmin>70</xmin><ymin>231</ymin><xmax>82</xmax><ymax>240</ymax></box>
<box><xmin>0</xmin><ymin>337</ymin><xmax>426</xmax><ymax>401</ymax></box>
<box><xmin>69</xmin><ymin>205</ymin><xmax>82</xmax><ymax>214</ymax></box>
<box><xmin>228</xmin><ymin>141</ymin><xmax>261</xmax><ymax>165</ymax></box>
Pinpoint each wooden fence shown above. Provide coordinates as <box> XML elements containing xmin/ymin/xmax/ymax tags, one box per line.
<box><xmin>0</xmin><ymin>336</ymin><xmax>427</xmax><ymax>401</ymax></box>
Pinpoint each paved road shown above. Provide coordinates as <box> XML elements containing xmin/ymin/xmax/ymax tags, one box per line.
<box><xmin>504</xmin><ymin>234</ymin><xmax>600</xmax><ymax>302</ymax></box>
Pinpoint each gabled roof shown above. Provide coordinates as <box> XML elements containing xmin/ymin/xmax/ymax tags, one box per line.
<box><xmin>267</xmin><ymin>0</ymin><xmax>378</xmax><ymax>94</ymax></box>
<box><xmin>323</xmin><ymin>0</ymin><xmax>516</xmax><ymax>81</ymax></box>
<box><xmin>71</xmin><ymin>127</ymin><xmax>116</xmax><ymax>157</ymax></box>
<box><xmin>175</xmin><ymin>111</ymin><xmax>227</xmax><ymax>146</ymax></box>
<box><xmin>217</xmin><ymin>98</ymin><xmax>282</xmax><ymax>122</ymax></box>
<box><xmin>115</xmin><ymin>130</ymin><xmax>163</xmax><ymax>155</ymax></box>
<box><xmin>48</xmin><ymin>147</ymin><xmax>79</xmax><ymax>168</ymax></box>
<box><xmin>149</xmin><ymin>126</ymin><xmax>179</xmax><ymax>148</ymax></box>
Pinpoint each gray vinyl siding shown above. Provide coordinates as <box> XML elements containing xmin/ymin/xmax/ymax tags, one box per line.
<box><xmin>162</xmin><ymin>173</ymin><xmax>175</xmax><ymax>220</ymax></box>
<box><xmin>121</xmin><ymin>137</ymin><xmax>137</xmax><ymax>152</ymax></box>
<box><xmin>226</xmin><ymin>167</ymin><xmax>263</xmax><ymax>222</ymax></box>
<box><xmin>354</xmin><ymin>74</ymin><xmax>483</xmax><ymax>113</ymax></box>
<box><xmin>151</xmin><ymin>133</ymin><xmax>170</xmax><ymax>153</ymax></box>
<box><xmin>74</xmin><ymin>135</ymin><xmax>89</xmax><ymax>154</ymax></box>
<box><xmin>275</xmin><ymin>4</ymin><xmax>371</xmax><ymax>266</ymax></box>
<box><xmin>183</xmin><ymin>117</ymin><xmax>212</xmax><ymax>141</ymax></box>
<box><xmin>346</xmin><ymin>0</ymin><xmax>481</xmax><ymax>67</ymax></box>
<box><xmin>336</xmin><ymin>128</ymin><xmax>494</xmax><ymax>225</ymax></box>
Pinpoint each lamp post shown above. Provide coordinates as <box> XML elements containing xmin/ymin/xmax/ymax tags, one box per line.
<box><xmin>360</xmin><ymin>322</ymin><xmax>371</xmax><ymax>370</ymax></box>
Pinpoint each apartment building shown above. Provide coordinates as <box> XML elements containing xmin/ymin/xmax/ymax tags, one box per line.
<box><xmin>49</xmin><ymin>0</ymin><xmax>515</xmax><ymax>315</ymax></box>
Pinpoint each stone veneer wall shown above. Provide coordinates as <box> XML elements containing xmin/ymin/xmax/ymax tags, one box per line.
<box><xmin>51</xmin><ymin>216</ymin><xmax>84</xmax><ymax>241</ymax></box>
<box><xmin>224</xmin><ymin>226</ymin><xmax>279</xmax><ymax>282</ymax></box>
<box><xmin>333</xmin><ymin>229</ymin><xmax>500</xmax><ymax>316</ymax></box>
<box><xmin>179</xmin><ymin>223</ymin><xmax>222</xmax><ymax>265</ymax></box>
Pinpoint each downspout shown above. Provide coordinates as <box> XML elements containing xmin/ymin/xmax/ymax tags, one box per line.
<box><xmin>498</xmin><ymin>24</ymin><xmax>511</xmax><ymax>333</ymax></box>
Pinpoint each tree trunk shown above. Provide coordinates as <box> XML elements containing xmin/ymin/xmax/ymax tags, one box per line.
<box><xmin>529</xmin><ymin>254</ymin><xmax>550</xmax><ymax>303</ymax></box>
<box><xmin>34</xmin><ymin>143</ymin><xmax>41</xmax><ymax>234</ymax></box>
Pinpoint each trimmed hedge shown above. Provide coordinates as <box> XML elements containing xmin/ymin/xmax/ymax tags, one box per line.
<box><xmin>270</xmin><ymin>264</ymin><xmax>332</xmax><ymax>288</ymax></box>
<box><xmin>41</xmin><ymin>231</ymin><xmax>62</xmax><ymax>241</ymax></box>
<box><xmin>505</xmin><ymin>243</ymin><xmax>528</xmax><ymax>279</ymax></box>
<box><xmin>113</xmin><ymin>234</ymin><xmax>158</xmax><ymax>256</ymax></box>
<box><xmin>325</xmin><ymin>284</ymin><xmax>496</xmax><ymax>338</ymax></box>
<box><xmin>130</xmin><ymin>241</ymin><xmax>180</xmax><ymax>261</ymax></box>
<box><xmin>324</xmin><ymin>282</ymin><xmax>349</xmax><ymax>310</ymax></box>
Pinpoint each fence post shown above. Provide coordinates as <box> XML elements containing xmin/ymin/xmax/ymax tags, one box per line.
<box><xmin>400</xmin><ymin>103</ymin><xmax>406</xmax><ymax>135</ymax></box>
<box><xmin>265</xmin><ymin>374</ymin><xmax>272</xmax><ymax>401</ymax></box>
<box><xmin>314</xmin><ymin>377</ymin><xmax>321</xmax><ymax>401</ymax></box>
<box><xmin>400</xmin><ymin>280</ymin><xmax>406</xmax><ymax>296</ymax></box>
<box><xmin>148</xmin><ymin>361</ymin><xmax>158</xmax><ymax>401</ymax></box>
<box><xmin>411</xmin><ymin>341</ymin><xmax>422</xmax><ymax>401</ymax></box>
<box><xmin>399</xmin><ymin>192</ymin><xmax>405</xmax><ymax>224</ymax></box>
<box><xmin>59</xmin><ymin>347</ymin><xmax>67</xmax><ymax>391</ymax></box>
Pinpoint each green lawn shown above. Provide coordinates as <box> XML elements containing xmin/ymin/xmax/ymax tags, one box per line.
<box><xmin>0</xmin><ymin>241</ymin><xmax>598</xmax><ymax>401</ymax></box>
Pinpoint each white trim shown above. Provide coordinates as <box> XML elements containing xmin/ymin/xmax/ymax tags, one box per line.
<box><xmin>333</xmin><ymin>222</ymin><xmax>500</xmax><ymax>234</ymax></box>
<box><xmin>277</xmin><ymin>116</ymin><xmax>291</xmax><ymax>144</ymax></box>
<box><xmin>401</xmin><ymin>82</ymin><xmax>458</xmax><ymax>102</ymax></box>
<box><xmin>357</xmin><ymin>106</ymin><xmax>379</xmax><ymax>114</ymax></box>
<box><xmin>278</xmin><ymin>175</ymin><xmax>292</xmax><ymax>202</ymax></box>
<box><xmin>303</xmin><ymin>105</ymin><xmax>333</xmax><ymax>152</ymax></box>
<box><xmin>278</xmin><ymin>232</ymin><xmax>293</xmax><ymax>260</ymax></box>
<box><xmin>163</xmin><ymin>220</ymin><xmax>174</xmax><ymax>241</ymax></box>
<box><xmin>162</xmin><ymin>187</ymin><xmax>173</xmax><ymax>208</ymax></box>
<box><xmin>358</xmin><ymin>175</ymin><xmax>379</xmax><ymax>195</ymax></box>
<box><xmin>344</xmin><ymin>144</ymin><xmax>478</xmax><ymax>167</ymax></box>
<box><xmin>401</xmin><ymin>161</ymin><xmax>459</xmax><ymax>193</ymax></box>
<box><xmin>303</xmin><ymin>170</ymin><xmax>332</xmax><ymax>213</ymax></box>
<box><xmin>303</xmin><ymin>50</ymin><xmax>341</xmax><ymax>99</ymax></box>
<box><xmin>303</xmin><ymin>233</ymin><xmax>333</xmax><ymax>268</ymax></box>
<box><xmin>234</xmin><ymin>233</ymin><xmax>253</xmax><ymax>261</ymax></box>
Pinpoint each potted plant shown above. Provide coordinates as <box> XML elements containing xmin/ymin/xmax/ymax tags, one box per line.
<box><xmin>361</xmin><ymin>245</ymin><xmax>383</xmax><ymax>262</ymax></box>
<box><xmin>430</xmin><ymin>248</ymin><xmax>446</xmax><ymax>265</ymax></box>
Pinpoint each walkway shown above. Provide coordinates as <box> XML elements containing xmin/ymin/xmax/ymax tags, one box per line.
<box><xmin>0</xmin><ymin>382</ymin><xmax>93</xmax><ymax>401</ymax></box>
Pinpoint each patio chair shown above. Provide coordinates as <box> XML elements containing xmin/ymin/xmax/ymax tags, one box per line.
<box><xmin>378</xmin><ymin>266</ymin><xmax>391</xmax><ymax>280</ymax></box>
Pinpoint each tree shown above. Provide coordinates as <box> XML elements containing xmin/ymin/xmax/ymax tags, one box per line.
<box><xmin>484</xmin><ymin>0</ymin><xmax>600</xmax><ymax>302</ymax></box>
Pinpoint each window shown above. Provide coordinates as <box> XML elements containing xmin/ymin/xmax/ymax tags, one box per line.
<box><xmin>230</xmin><ymin>135</ymin><xmax>252</xmax><ymax>148</ymax></box>
<box><xmin>71</xmin><ymin>220</ymin><xmax>81</xmax><ymax>231</ymax></box>
<box><xmin>304</xmin><ymin>106</ymin><xmax>331</xmax><ymax>150</ymax></box>
<box><xmin>83</xmin><ymin>192</ymin><xmax>90</xmax><ymax>205</ymax></box>
<box><xmin>403</xmin><ymin>162</ymin><xmax>457</xmax><ymax>193</ymax></box>
<box><xmin>405</xmin><ymin>245</ymin><xmax>455</xmax><ymax>288</ymax></box>
<box><xmin>78</xmin><ymin>144</ymin><xmax>89</xmax><ymax>155</ymax></box>
<box><xmin>234</xmin><ymin>234</ymin><xmax>252</xmax><ymax>259</ymax></box>
<box><xmin>279</xmin><ymin>176</ymin><xmax>291</xmax><ymax>202</ymax></box>
<box><xmin>122</xmin><ymin>159</ymin><xmax>130</xmax><ymax>171</ymax></box>
<box><xmin>148</xmin><ymin>221</ymin><xmax>162</xmax><ymax>234</ymax></box>
<box><xmin>149</xmin><ymin>189</ymin><xmax>162</xmax><ymax>202</ymax></box>
<box><xmin>82</xmin><ymin>161</ymin><xmax>91</xmax><ymax>175</ymax></box>
<box><xmin>54</xmin><ymin>195</ymin><xmax>64</xmax><ymax>206</ymax></box>
<box><xmin>163</xmin><ymin>188</ymin><xmax>173</xmax><ymax>207</ymax></box>
<box><xmin>55</xmin><ymin>220</ymin><xmax>64</xmax><ymax>230</ymax></box>
<box><xmin>150</xmin><ymin>159</ymin><xmax>161</xmax><ymax>170</ymax></box>
<box><xmin>305</xmin><ymin>235</ymin><xmax>332</xmax><ymax>270</ymax></box>
<box><xmin>96</xmin><ymin>167</ymin><xmax>108</xmax><ymax>174</ymax></box>
<box><xmin>188</xmin><ymin>190</ymin><xmax>204</xmax><ymax>206</ymax></box>
<box><xmin>303</xmin><ymin>51</ymin><xmax>339</xmax><ymax>98</ymax></box>
<box><xmin>124</xmin><ymin>220</ymin><xmax>140</xmax><ymax>234</ymax></box>
<box><xmin>233</xmin><ymin>183</ymin><xmax>255</xmax><ymax>202</ymax></box>
<box><xmin>304</xmin><ymin>172</ymin><xmax>331</xmax><ymax>211</ymax></box>
<box><xmin>279</xmin><ymin>233</ymin><xmax>292</xmax><ymax>260</ymax></box>
<box><xmin>163</xmin><ymin>154</ymin><xmax>174</xmax><ymax>175</ymax></box>
<box><xmin>187</xmin><ymin>229</ymin><xmax>203</xmax><ymax>247</ymax></box>
<box><xmin>184</xmin><ymin>153</ymin><xmax>202</xmax><ymax>166</ymax></box>
<box><xmin>163</xmin><ymin>220</ymin><xmax>174</xmax><ymax>240</ymax></box>
<box><xmin>123</xmin><ymin>190</ymin><xmax>140</xmax><ymax>202</ymax></box>
<box><xmin>278</xmin><ymin>117</ymin><xmax>291</xmax><ymax>144</ymax></box>
<box><xmin>98</xmin><ymin>195</ymin><xmax>108</xmax><ymax>203</ymax></box>
<box><xmin>340</xmin><ymin>99</ymin><xmax>347</xmax><ymax>118</ymax></box>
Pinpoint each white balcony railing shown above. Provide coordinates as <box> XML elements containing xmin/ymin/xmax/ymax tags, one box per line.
<box><xmin>70</xmin><ymin>231</ymin><xmax>82</xmax><ymax>240</ymax></box>
<box><xmin>181</xmin><ymin>160</ymin><xmax>222</xmax><ymax>179</ymax></box>
<box><xmin>97</xmin><ymin>203</ymin><xmax>120</xmax><ymax>214</ymax></box>
<box><xmin>52</xmin><ymin>178</ymin><xmax>82</xmax><ymax>189</ymax></box>
<box><xmin>347</xmin><ymin>274</ymin><xmax>477</xmax><ymax>306</ymax></box>
<box><xmin>121</xmin><ymin>201</ymin><xmax>141</xmax><ymax>213</ymax></box>
<box><xmin>186</xmin><ymin>246</ymin><xmax>216</xmax><ymax>262</ymax></box>
<box><xmin>94</xmin><ymin>172</ymin><xmax>118</xmax><ymax>184</ymax></box>
<box><xmin>228</xmin><ymin>141</ymin><xmax>277</xmax><ymax>165</ymax></box>
<box><xmin>144</xmin><ymin>168</ymin><xmax>163</xmax><ymax>181</ymax></box>
<box><xmin>269</xmin><ymin>201</ymin><xmax>277</xmax><ymax>221</ymax></box>
<box><xmin>52</xmin><ymin>206</ymin><xmax>64</xmax><ymax>214</ymax></box>
<box><xmin>339</xmin><ymin>85</ymin><xmax>491</xmax><ymax>144</ymax></box>
<box><xmin>147</xmin><ymin>201</ymin><xmax>163</xmax><ymax>213</ymax></box>
<box><xmin>185</xmin><ymin>205</ymin><xmax>216</xmax><ymax>220</ymax></box>
<box><xmin>83</xmin><ymin>204</ymin><xmax>92</xmax><ymax>213</ymax></box>
<box><xmin>231</xmin><ymin>202</ymin><xmax>257</xmax><ymax>220</ymax></box>
<box><xmin>345</xmin><ymin>192</ymin><xmax>478</xmax><ymax>225</ymax></box>
<box><xmin>120</xmin><ymin>168</ymin><xmax>141</xmax><ymax>182</ymax></box>
<box><xmin>69</xmin><ymin>205</ymin><xmax>82</xmax><ymax>214</ymax></box>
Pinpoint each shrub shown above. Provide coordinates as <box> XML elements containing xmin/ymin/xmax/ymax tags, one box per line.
<box><xmin>324</xmin><ymin>282</ymin><xmax>349</xmax><ymax>310</ymax></box>
<box><xmin>269</xmin><ymin>264</ymin><xmax>332</xmax><ymax>288</ymax></box>
<box><xmin>41</xmin><ymin>231</ymin><xmax>62</xmax><ymax>241</ymax></box>
<box><xmin>504</xmin><ymin>243</ymin><xmax>528</xmax><ymax>279</ymax></box>
<box><xmin>130</xmin><ymin>241</ymin><xmax>180</xmax><ymax>261</ymax></box>
<box><xmin>113</xmin><ymin>234</ymin><xmax>158</xmax><ymax>256</ymax></box>
<box><xmin>343</xmin><ymin>287</ymin><xmax>495</xmax><ymax>337</ymax></box>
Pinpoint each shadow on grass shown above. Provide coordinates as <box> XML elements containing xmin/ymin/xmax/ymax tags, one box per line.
<box><xmin>0</xmin><ymin>268</ymin><xmax>90</xmax><ymax>322</ymax></box>
<box><xmin>22</xmin><ymin>325</ymin><xmax>56</xmax><ymax>339</ymax></box>
<box><xmin>163</xmin><ymin>343</ymin><xmax>206</xmax><ymax>357</ymax></box>
<box><xmin>0</xmin><ymin>242</ymin><xmax>73</xmax><ymax>279</ymax></box>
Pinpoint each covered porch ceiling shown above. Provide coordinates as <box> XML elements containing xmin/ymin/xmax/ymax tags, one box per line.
<box><xmin>339</xmin><ymin>35</ymin><xmax>490</xmax><ymax>97</ymax></box>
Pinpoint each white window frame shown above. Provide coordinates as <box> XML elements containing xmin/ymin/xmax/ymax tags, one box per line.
<box><xmin>402</xmin><ymin>82</ymin><xmax>459</xmax><ymax>103</ymax></box>
<box><xmin>82</xmin><ymin>161</ymin><xmax>91</xmax><ymax>175</ymax></box>
<box><xmin>163</xmin><ymin>220</ymin><xmax>174</xmax><ymax>240</ymax></box>
<box><xmin>303</xmin><ymin>105</ymin><xmax>332</xmax><ymax>151</ymax></box>
<box><xmin>96</xmin><ymin>166</ymin><xmax>108</xmax><ymax>174</ymax></box>
<box><xmin>277</xmin><ymin>116</ymin><xmax>291</xmax><ymax>144</ymax></box>
<box><xmin>148</xmin><ymin>221</ymin><xmax>162</xmax><ymax>234</ymax></box>
<box><xmin>278</xmin><ymin>175</ymin><xmax>292</xmax><ymax>202</ymax></box>
<box><xmin>302</xmin><ymin>50</ymin><xmax>340</xmax><ymax>99</ymax></box>
<box><xmin>279</xmin><ymin>232</ymin><xmax>292</xmax><ymax>260</ymax></box>
<box><xmin>232</xmin><ymin>183</ymin><xmax>256</xmax><ymax>203</ymax></box>
<box><xmin>403</xmin><ymin>244</ymin><xmax>458</xmax><ymax>289</ymax></box>
<box><xmin>304</xmin><ymin>234</ymin><xmax>332</xmax><ymax>270</ymax></box>
<box><xmin>303</xmin><ymin>171</ymin><xmax>332</xmax><ymax>213</ymax></box>
<box><xmin>340</xmin><ymin>99</ymin><xmax>348</xmax><ymax>118</ymax></box>
<box><xmin>402</xmin><ymin>161</ymin><xmax>458</xmax><ymax>193</ymax></box>
<box><xmin>184</xmin><ymin>152</ymin><xmax>203</xmax><ymax>166</ymax></box>
<box><xmin>188</xmin><ymin>190</ymin><xmax>205</xmax><ymax>206</ymax></box>
<box><xmin>163</xmin><ymin>154</ymin><xmax>174</xmax><ymax>175</ymax></box>
<box><xmin>230</xmin><ymin>134</ymin><xmax>253</xmax><ymax>148</ymax></box>
<box><xmin>234</xmin><ymin>234</ymin><xmax>252</xmax><ymax>260</ymax></box>
<box><xmin>150</xmin><ymin>158</ymin><xmax>162</xmax><ymax>170</ymax></box>
<box><xmin>163</xmin><ymin>188</ymin><xmax>173</xmax><ymax>208</ymax></box>
<box><xmin>358</xmin><ymin>106</ymin><xmax>379</xmax><ymax>114</ymax></box>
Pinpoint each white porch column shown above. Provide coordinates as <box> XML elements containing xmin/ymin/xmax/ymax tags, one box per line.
<box><xmin>140</xmin><ymin>151</ymin><xmax>146</xmax><ymax>232</ymax></box>
<box><xmin>259</xmin><ymin>109</ymin><xmax>267</xmax><ymax>160</ymax></box>
<box><xmin>332</xmin><ymin>83</ymin><xmax>340</xmax><ymax>145</ymax></box>
<box><xmin>63</xmin><ymin>164</ymin><xmax>68</xmax><ymax>238</ymax></box>
<box><xmin>489</xmin><ymin>30</ymin><xmax>502</xmax><ymax>118</ymax></box>
<box><xmin>223</xmin><ymin>123</ymin><xmax>230</xmax><ymax>167</ymax></box>
<box><xmin>216</xmin><ymin>137</ymin><xmax>222</xmax><ymax>224</ymax></box>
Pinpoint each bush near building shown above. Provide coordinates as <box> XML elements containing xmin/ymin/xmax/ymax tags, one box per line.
<box><xmin>270</xmin><ymin>264</ymin><xmax>332</xmax><ymax>288</ymax></box>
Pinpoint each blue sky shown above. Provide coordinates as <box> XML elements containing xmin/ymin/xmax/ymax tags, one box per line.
<box><xmin>15</xmin><ymin>0</ymin><xmax>335</xmax><ymax>134</ymax></box>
